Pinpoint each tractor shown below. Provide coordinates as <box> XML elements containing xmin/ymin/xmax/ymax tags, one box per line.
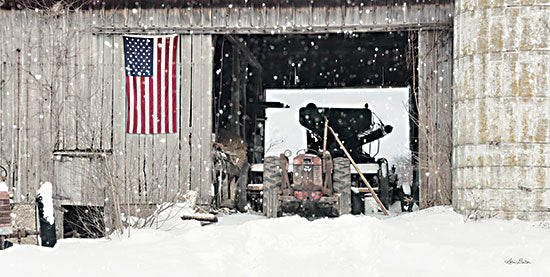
<box><xmin>258</xmin><ymin>103</ymin><xmax>399</xmax><ymax>218</ymax></box>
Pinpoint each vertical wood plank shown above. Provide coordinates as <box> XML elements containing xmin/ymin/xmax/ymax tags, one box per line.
<box><xmin>0</xmin><ymin>13</ymin><xmax>15</xmax><ymax>197</ymax></box>
<box><xmin>265</xmin><ymin>5</ymin><xmax>278</xmax><ymax>29</ymax></box>
<box><xmin>77</xmin><ymin>10</ymin><xmax>89</xmax><ymax>150</ymax></box>
<box><xmin>190</xmin><ymin>34</ymin><xmax>214</xmax><ymax>205</ymax></box>
<box><xmin>54</xmin><ymin>159</ymin><xmax>82</xmax><ymax>204</ymax></box>
<box><xmin>417</xmin><ymin>30</ymin><xmax>430</xmax><ymax>207</ymax></box>
<box><xmin>228</xmin><ymin>5</ymin><xmax>240</xmax><ymax>27</ymax></box>
<box><xmin>47</xmin><ymin>13</ymin><xmax>60</xmax><ymax>197</ymax></box>
<box><xmin>312</xmin><ymin>4</ymin><xmax>327</xmax><ymax>27</ymax></box>
<box><xmin>166</xmin><ymin>8</ymin><xmax>180</xmax><ymax>28</ymax></box>
<box><xmin>211</xmin><ymin>6</ymin><xmax>227</xmax><ymax>28</ymax></box>
<box><xmin>326</xmin><ymin>5</ymin><xmax>343</xmax><ymax>27</ymax></box>
<box><xmin>137</xmin><ymin>136</ymin><xmax>148</xmax><ymax>203</ymax></box>
<box><xmin>111</xmin><ymin>34</ymin><xmax>128</xmax><ymax>204</ymax></box>
<box><xmin>27</xmin><ymin>12</ymin><xmax>44</xmax><ymax>199</ymax></box>
<box><xmin>91</xmin><ymin>12</ymin><xmax>104</xmax><ymax>150</ymax></box>
<box><xmin>148</xmin><ymin>134</ymin><xmax>160</xmax><ymax>203</ymax></box>
<box><xmin>145</xmin><ymin>2</ymin><xmax>164</xmax><ymax>204</ymax></box>
<box><xmin>199</xmin><ymin>35</ymin><xmax>213</xmax><ymax>205</ymax></box>
<box><xmin>417</xmin><ymin>30</ymin><xmax>453</xmax><ymax>207</ymax></box>
<box><xmin>374</xmin><ymin>5</ymin><xmax>387</xmax><ymax>26</ymax></box>
<box><xmin>38</xmin><ymin>12</ymin><xmax>53</xmax><ymax>188</ymax></box>
<box><xmin>126</xmin><ymin>132</ymin><xmax>141</xmax><ymax>203</ymax></box>
<box><xmin>163</xmin><ymin>35</ymin><xmax>182</xmax><ymax>203</ymax></box>
<box><xmin>295</xmin><ymin>5</ymin><xmax>311</xmax><ymax>28</ymax></box>
<box><xmin>200</xmin><ymin>5</ymin><xmax>212</xmax><ymax>28</ymax></box>
<box><xmin>181</xmin><ymin>7</ymin><xmax>192</xmax><ymax>27</ymax></box>
<box><xmin>64</xmin><ymin>13</ymin><xmax>78</xmax><ymax>150</ymax></box>
<box><xmin>239</xmin><ymin>5</ymin><xmax>252</xmax><ymax>29</ymax></box>
<box><xmin>18</xmin><ymin>12</ymin><xmax>30</xmax><ymax>202</ymax></box>
<box><xmin>190</xmin><ymin>35</ymin><xmax>202</xmax><ymax>195</ymax></box>
<box><xmin>102</xmin><ymin>31</ymin><xmax>114</xmax><ymax>150</ymax></box>
<box><xmin>191</xmin><ymin>5</ymin><xmax>202</xmax><ymax>27</ymax></box>
<box><xmin>392</xmin><ymin>4</ymin><xmax>405</xmax><ymax>25</ymax></box>
<box><xmin>344</xmin><ymin>3</ymin><xmax>360</xmax><ymax>26</ymax></box>
<box><xmin>279</xmin><ymin>4</ymin><xmax>294</xmax><ymax>29</ymax></box>
<box><xmin>361</xmin><ymin>4</ymin><xmax>375</xmax><ymax>26</ymax></box>
<box><xmin>250</xmin><ymin>4</ymin><xmax>265</xmax><ymax>28</ymax></box>
<box><xmin>179</xmin><ymin>35</ymin><xmax>192</xmax><ymax>195</ymax></box>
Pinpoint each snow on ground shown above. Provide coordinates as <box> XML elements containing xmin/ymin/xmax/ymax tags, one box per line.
<box><xmin>1</xmin><ymin>206</ymin><xmax>550</xmax><ymax>277</ymax></box>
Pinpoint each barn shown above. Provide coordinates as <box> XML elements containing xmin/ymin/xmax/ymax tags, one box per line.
<box><xmin>0</xmin><ymin>0</ymin><xmax>548</xmax><ymax>239</ymax></box>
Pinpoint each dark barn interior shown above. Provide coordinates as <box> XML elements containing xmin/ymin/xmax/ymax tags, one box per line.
<box><xmin>250</xmin><ymin>32</ymin><xmax>412</xmax><ymax>89</ymax></box>
<box><xmin>209</xmin><ymin>31</ymin><xmax>420</xmax><ymax>209</ymax></box>
<box><xmin>212</xmin><ymin>31</ymin><xmax>417</xmax><ymax>164</ymax></box>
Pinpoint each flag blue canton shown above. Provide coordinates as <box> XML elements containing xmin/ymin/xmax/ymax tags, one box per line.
<box><xmin>123</xmin><ymin>36</ymin><xmax>154</xmax><ymax>77</ymax></box>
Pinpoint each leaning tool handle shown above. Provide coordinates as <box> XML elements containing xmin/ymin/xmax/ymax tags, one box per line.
<box><xmin>328</xmin><ymin>125</ymin><xmax>390</xmax><ymax>216</ymax></box>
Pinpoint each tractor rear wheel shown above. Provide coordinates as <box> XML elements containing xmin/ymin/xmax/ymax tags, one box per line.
<box><xmin>263</xmin><ymin>156</ymin><xmax>281</xmax><ymax>218</ymax></box>
<box><xmin>333</xmin><ymin>157</ymin><xmax>351</xmax><ymax>215</ymax></box>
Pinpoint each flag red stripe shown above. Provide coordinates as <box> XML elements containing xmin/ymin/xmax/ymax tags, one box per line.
<box><xmin>149</xmin><ymin>76</ymin><xmax>154</xmax><ymax>134</ymax></box>
<box><xmin>171</xmin><ymin>36</ymin><xmax>178</xmax><ymax>133</ymax></box>
<box><xmin>140</xmin><ymin>78</ymin><xmax>146</xmax><ymax>134</ymax></box>
<box><xmin>157</xmin><ymin>37</ymin><xmax>162</xmax><ymax>133</ymax></box>
<box><xmin>126</xmin><ymin>76</ymin><xmax>131</xmax><ymax>133</ymax></box>
<box><xmin>132</xmin><ymin>77</ymin><xmax>138</xmax><ymax>133</ymax></box>
<box><xmin>164</xmin><ymin>37</ymin><xmax>171</xmax><ymax>133</ymax></box>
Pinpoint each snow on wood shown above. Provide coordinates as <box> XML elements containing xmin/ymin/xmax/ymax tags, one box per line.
<box><xmin>0</xmin><ymin>182</ymin><xmax>8</xmax><ymax>192</ymax></box>
<box><xmin>37</xmin><ymin>182</ymin><xmax>54</xmax><ymax>225</ymax></box>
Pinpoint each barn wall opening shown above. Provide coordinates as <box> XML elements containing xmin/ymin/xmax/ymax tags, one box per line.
<box><xmin>62</xmin><ymin>205</ymin><xmax>104</xmax><ymax>238</ymax></box>
<box><xmin>211</xmin><ymin>32</ymin><xmax>418</xmax><ymax>210</ymax></box>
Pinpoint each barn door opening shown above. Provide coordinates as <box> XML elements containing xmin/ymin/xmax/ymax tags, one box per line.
<box><xmin>212</xmin><ymin>32</ymin><xmax>426</xmax><ymax>212</ymax></box>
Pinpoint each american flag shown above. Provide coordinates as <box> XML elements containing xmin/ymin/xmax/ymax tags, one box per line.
<box><xmin>123</xmin><ymin>35</ymin><xmax>179</xmax><ymax>134</ymax></box>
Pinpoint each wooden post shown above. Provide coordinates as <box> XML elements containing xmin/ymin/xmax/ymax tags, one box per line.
<box><xmin>230</xmin><ymin>46</ymin><xmax>241</xmax><ymax>135</ymax></box>
<box><xmin>328</xmin><ymin>126</ymin><xmax>389</xmax><ymax>216</ymax></box>
<box><xmin>322</xmin><ymin>117</ymin><xmax>328</xmax><ymax>157</ymax></box>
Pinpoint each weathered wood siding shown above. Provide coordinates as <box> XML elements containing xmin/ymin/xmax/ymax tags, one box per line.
<box><xmin>0</xmin><ymin>10</ymin><xmax>214</xmax><ymax>206</ymax></box>
<box><xmin>0</xmin><ymin>2</ymin><xmax>452</xmax><ymax>207</ymax></box>
<box><xmin>92</xmin><ymin>2</ymin><xmax>452</xmax><ymax>34</ymax></box>
<box><xmin>417</xmin><ymin>30</ymin><xmax>453</xmax><ymax>207</ymax></box>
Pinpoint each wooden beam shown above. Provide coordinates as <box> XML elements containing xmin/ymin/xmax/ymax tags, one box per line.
<box><xmin>93</xmin><ymin>23</ymin><xmax>453</xmax><ymax>35</ymax></box>
<box><xmin>224</xmin><ymin>35</ymin><xmax>262</xmax><ymax>70</ymax></box>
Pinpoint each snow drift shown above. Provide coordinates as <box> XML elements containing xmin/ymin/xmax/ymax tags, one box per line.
<box><xmin>1</xmin><ymin>206</ymin><xmax>549</xmax><ymax>276</ymax></box>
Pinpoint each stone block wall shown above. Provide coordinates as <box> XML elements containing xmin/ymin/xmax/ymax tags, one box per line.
<box><xmin>453</xmin><ymin>0</ymin><xmax>550</xmax><ymax>220</ymax></box>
